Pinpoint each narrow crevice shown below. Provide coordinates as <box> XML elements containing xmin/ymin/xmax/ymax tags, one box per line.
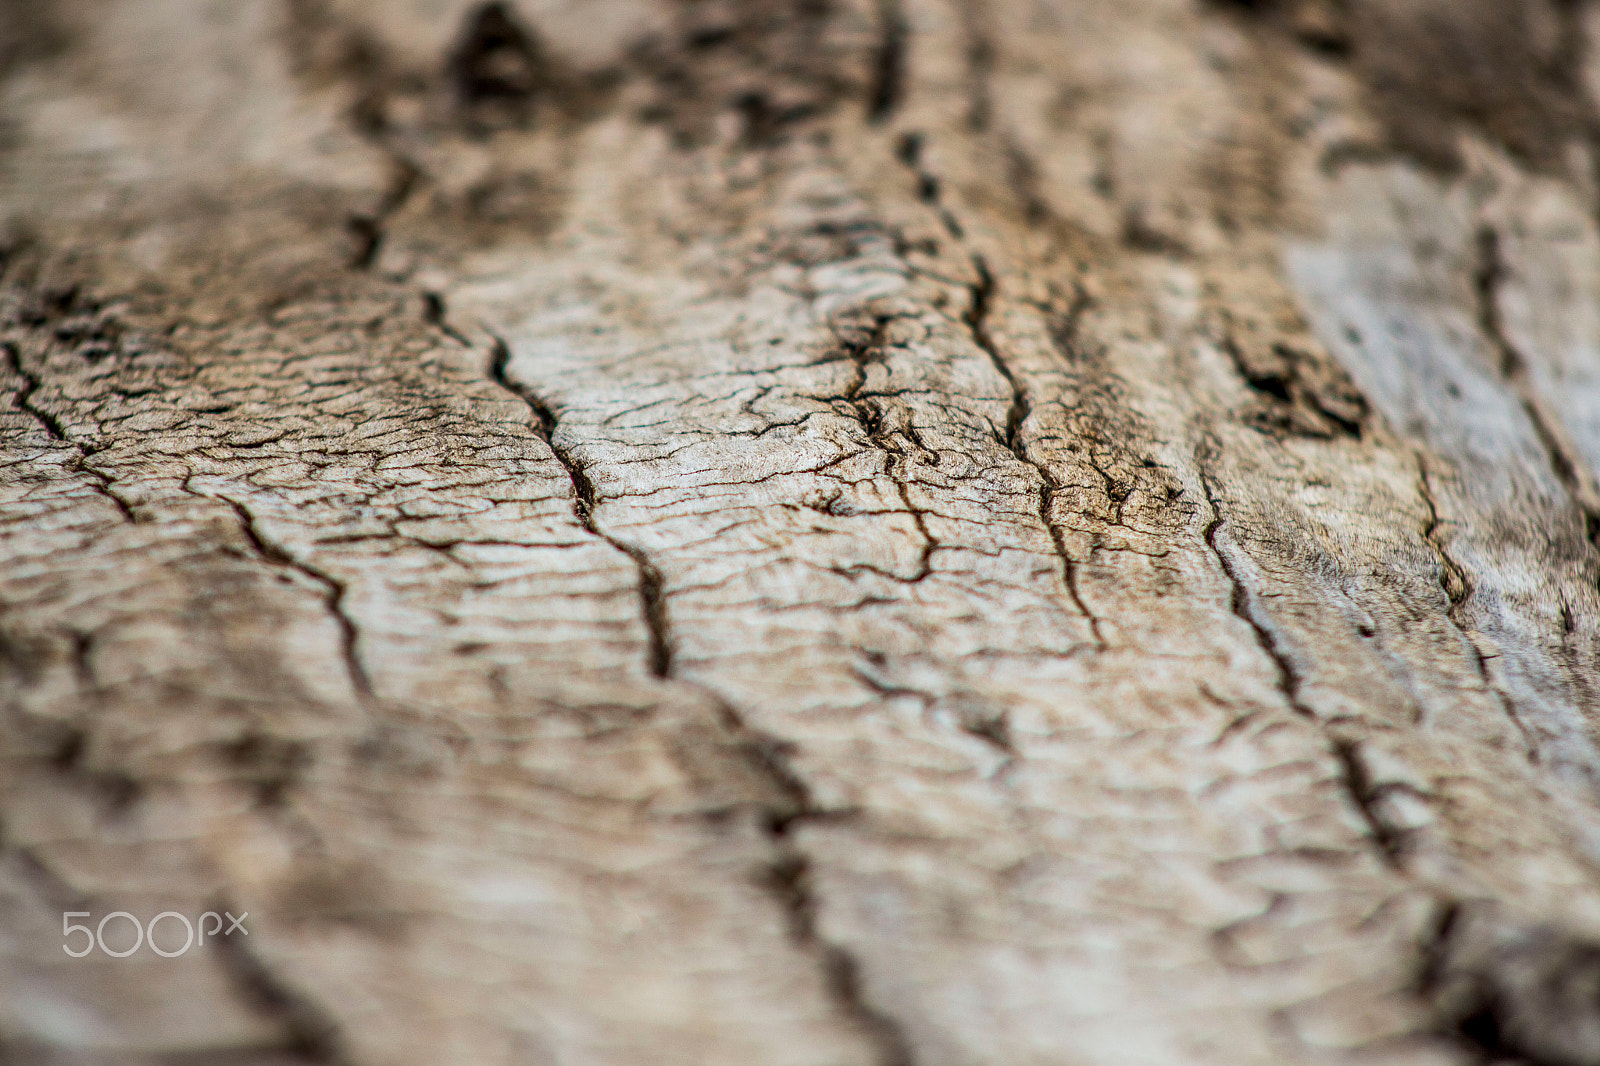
<box><xmin>1474</xmin><ymin>224</ymin><xmax>1600</xmax><ymax>544</ymax></box>
<box><xmin>709</xmin><ymin>696</ymin><xmax>813</xmax><ymax>833</ymax></box>
<box><xmin>5</xmin><ymin>341</ymin><xmax>67</xmax><ymax>440</ymax></box>
<box><xmin>828</xmin><ymin>312</ymin><xmax>939</xmax><ymax>583</ymax></box>
<box><xmin>764</xmin><ymin>853</ymin><xmax>917</xmax><ymax>1066</ymax></box>
<box><xmin>962</xmin><ymin>259</ymin><xmax>1014</xmax><ymax>447</ymax></box>
<box><xmin>839</xmin><ymin>313</ymin><xmax>890</xmax><ymax>403</ymax></box>
<box><xmin>866</xmin><ymin>0</ymin><xmax>906</xmax><ymax>124</ymax></box>
<box><xmin>291</xmin><ymin>0</ymin><xmax>431</xmax><ymax>276</ymax></box>
<box><xmin>660</xmin><ymin>589</ymin><xmax>908</xmax><ymax>1065</ymax></box>
<box><xmin>1414</xmin><ymin>455</ymin><xmax>1470</xmax><ymax>611</ymax></box>
<box><xmin>1329</xmin><ymin>737</ymin><xmax>1404</xmax><ymax>866</ymax></box>
<box><xmin>891</xmin><ymin>478</ymin><xmax>937</xmax><ymax>583</ymax></box>
<box><xmin>216</xmin><ymin>494</ymin><xmax>375</xmax><ymax>704</ymax></box>
<box><xmin>486</xmin><ymin>332</ymin><xmax>674</xmax><ymax>677</ymax></box>
<box><xmin>1199</xmin><ymin>464</ymin><xmax>1404</xmax><ymax>870</ymax></box>
<box><xmin>886</xmin><ymin>132</ymin><xmax>1108</xmax><ymax>639</ymax></box>
<box><xmin>963</xmin><ymin>257</ymin><xmax>1107</xmax><ymax>648</ymax></box>
<box><xmin>891</xmin><ymin>131</ymin><xmax>964</xmax><ymax>239</ymax></box>
<box><xmin>844</xmin><ymin>405</ymin><xmax>939</xmax><ymax>584</ymax></box>
<box><xmin>1033</xmin><ymin>479</ymin><xmax>1106</xmax><ymax>647</ymax></box>
<box><xmin>630</xmin><ymin>551</ymin><xmax>674</xmax><ymax>678</ymax></box>
<box><xmin>421</xmin><ymin>290</ymin><xmax>473</xmax><ymax>348</ymax></box>
<box><xmin>213</xmin><ymin>910</ymin><xmax>351</xmax><ymax>1065</ymax></box>
<box><xmin>1415</xmin><ymin>451</ymin><xmax>1539</xmax><ymax>761</ymax></box>
<box><xmin>4</xmin><ymin>342</ymin><xmax>137</xmax><ymax>523</ymax></box>
<box><xmin>1416</xmin><ymin>896</ymin><xmax>1463</xmax><ymax>998</ymax></box>
<box><xmin>347</xmin><ymin>157</ymin><xmax>421</xmax><ymax>271</ymax></box>
<box><xmin>285</xmin><ymin>0</ymin><xmax>429</xmax><ymax>275</ymax></box>
<box><xmin>484</xmin><ymin>329</ymin><xmax>918</xmax><ymax>1062</ymax></box>
<box><xmin>1199</xmin><ymin>470</ymin><xmax>1308</xmax><ymax>718</ymax></box>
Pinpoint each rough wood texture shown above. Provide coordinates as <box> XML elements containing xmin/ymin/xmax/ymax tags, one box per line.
<box><xmin>5</xmin><ymin>1</ymin><xmax>1600</xmax><ymax>1063</ymax></box>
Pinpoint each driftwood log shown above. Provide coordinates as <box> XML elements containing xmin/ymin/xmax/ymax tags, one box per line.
<box><xmin>5</xmin><ymin>1</ymin><xmax>1600</xmax><ymax>1063</ymax></box>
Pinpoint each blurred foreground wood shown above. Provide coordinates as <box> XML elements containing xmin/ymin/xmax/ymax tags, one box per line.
<box><xmin>6</xmin><ymin>1</ymin><xmax>1600</xmax><ymax>1062</ymax></box>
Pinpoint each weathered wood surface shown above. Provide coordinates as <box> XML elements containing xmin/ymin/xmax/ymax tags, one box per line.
<box><xmin>5</xmin><ymin>1</ymin><xmax>1600</xmax><ymax>1062</ymax></box>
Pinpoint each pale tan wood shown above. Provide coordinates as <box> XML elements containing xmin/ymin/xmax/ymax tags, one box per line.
<box><xmin>4</xmin><ymin>2</ymin><xmax>1600</xmax><ymax>1064</ymax></box>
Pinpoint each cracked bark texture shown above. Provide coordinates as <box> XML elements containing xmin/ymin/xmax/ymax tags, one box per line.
<box><xmin>6</xmin><ymin>0</ymin><xmax>1600</xmax><ymax>1063</ymax></box>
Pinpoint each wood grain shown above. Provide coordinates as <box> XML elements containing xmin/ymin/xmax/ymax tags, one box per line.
<box><xmin>4</xmin><ymin>1</ymin><xmax>1600</xmax><ymax>1062</ymax></box>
